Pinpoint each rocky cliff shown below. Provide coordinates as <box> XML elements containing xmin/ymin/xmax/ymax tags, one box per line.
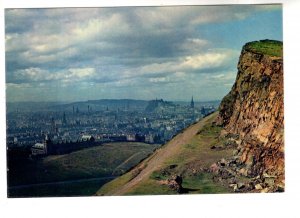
<box><xmin>97</xmin><ymin>40</ymin><xmax>284</xmax><ymax>196</ymax></box>
<box><xmin>216</xmin><ymin>40</ymin><xmax>284</xmax><ymax>191</ymax></box>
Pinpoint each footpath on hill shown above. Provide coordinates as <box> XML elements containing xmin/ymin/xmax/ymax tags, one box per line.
<box><xmin>98</xmin><ymin>112</ymin><xmax>222</xmax><ymax>196</ymax></box>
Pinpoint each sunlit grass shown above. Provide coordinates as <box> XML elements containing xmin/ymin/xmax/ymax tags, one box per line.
<box><xmin>245</xmin><ymin>40</ymin><xmax>283</xmax><ymax>57</ymax></box>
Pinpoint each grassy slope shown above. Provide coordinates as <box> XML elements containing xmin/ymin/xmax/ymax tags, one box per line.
<box><xmin>8</xmin><ymin>178</ymin><xmax>113</xmax><ymax>197</ymax></box>
<box><xmin>9</xmin><ymin>142</ymin><xmax>159</xmax><ymax>186</ymax></box>
<box><xmin>97</xmin><ymin>112</ymin><xmax>233</xmax><ymax>196</ymax></box>
<box><xmin>8</xmin><ymin>142</ymin><xmax>159</xmax><ymax>197</ymax></box>
<box><xmin>244</xmin><ymin>40</ymin><xmax>283</xmax><ymax>57</ymax></box>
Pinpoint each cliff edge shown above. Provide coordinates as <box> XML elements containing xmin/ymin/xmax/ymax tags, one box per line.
<box><xmin>216</xmin><ymin>40</ymin><xmax>284</xmax><ymax>191</ymax></box>
<box><xmin>97</xmin><ymin>40</ymin><xmax>284</xmax><ymax>195</ymax></box>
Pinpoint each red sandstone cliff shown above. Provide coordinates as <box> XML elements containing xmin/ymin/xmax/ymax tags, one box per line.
<box><xmin>216</xmin><ymin>40</ymin><xmax>284</xmax><ymax>190</ymax></box>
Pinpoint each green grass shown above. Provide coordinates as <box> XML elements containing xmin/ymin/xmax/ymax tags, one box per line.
<box><xmin>150</xmin><ymin>170</ymin><xmax>170</xmax><ymax>181</ymax></box>
<box><xmin>244</xmin><ymin>40</ymin><xmax>283</xmax><ymax>57</ymax></box>
<box><xmin>124</xmin><ymin>171</ymin><xmax>230</xmax><ymax>195</ymax></box>
<box><xmin>125</xmin><ymin>179</ymin><xmax>176</xmax><ymax>195</ymax></box>
<box><xmin>8</xmin><ymin>178</ymin><xmax>114</xmax><ymax>198</ymax></box>
<box><xmin>165</xmin><ymin>121</ymin><xmax>228</xmax><ymax>168</ymax></box>
<box><xmin>103</xmin><ymin>113</ymin><xmax>234</xmax><ymax>195</ymax></box>
<box><xmin>198</xmin><ymin>123</ymin><xmax>223</xmax><ymax>136</ymax></box>
<box><xmin>182</xmin><ymin>173</ymin><xmax>230</xmax><ymax>194</ymax></box>
<box><xmin>96</xmin><ymin>172</ymin><xmax>133</xmax><ymax>196</ymax></box>
<box><xmin>8</xmin><ymin>142</ymin><xmax>159</xmax><ymax>197</ymax></box>
<box><xmin>97</xmin><ymin>113</ymin><xmax>236</xmax><ymax>196</ymax></box>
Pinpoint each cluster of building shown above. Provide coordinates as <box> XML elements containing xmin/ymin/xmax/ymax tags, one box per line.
<box><xmin>7</xmin><ymin>98</ymin><xmax>217</xmax><ymax>157</ymax></box>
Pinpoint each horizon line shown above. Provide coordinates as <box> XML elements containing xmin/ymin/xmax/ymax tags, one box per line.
<box><xmin>6</xmin><ymin>98</ymin><xmax>222</xmax><ymax>104</ymax></box>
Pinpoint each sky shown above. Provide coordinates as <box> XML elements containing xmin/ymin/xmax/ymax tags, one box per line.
<box><xmin>5</xmin><ymin>5</ymin><xmax>282</xmax><ymax>102</ymax></box>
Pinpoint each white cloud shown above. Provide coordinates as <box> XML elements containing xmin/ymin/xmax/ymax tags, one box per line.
<box><xmin>211</xmin><ymin>74</ymin><xmax>225</xmax><ymax>79</ymax></box>
<box><xmin>67</xmin><ymin>68</ymin><xmax>96</xmax><ymax>79</ymax></box>
<box><xmin>5</xmin><ymin>5</ymin><xmax>273</xmax><ymax>59</ymax></box>
<box><xmin>71</xmin><ymin>14</ymin><xmax>130</xmax><ymax>42</ymax></box>
<box><xmin>12</xmin><ymin>67</ymin><xmax>96</xmax><ymax>83</ymax></box>
<box><xmin>148</xmin><ymin>71</ymin><xmax>187</xmax><ymax>84</ymax></box>
<box><xmin>6</xmin><ymin>10</ymin><xmax>131</xmax><ymax>58</ymax></box>
<box><xmin>179</xmin><ymin>52</ymin><xmax>229</xmax><ymax>70</ymax></box>
<box><xmin>149</xmin><ymin>77</ymin><xmax>168</xmax><ymax>83</ymax></box>
<box><xmin>5</xmin><ymin>5</ymin><xmax>281</xmax><ymax>101</ymax></box>
<box><xmin>122</xmin><ymin>49</ymin><xmax>238</xmax><ymax>80</ymax></box>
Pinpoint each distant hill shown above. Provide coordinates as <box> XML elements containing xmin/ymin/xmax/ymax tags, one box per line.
<box><xmin>145</xmin><ymin>99</ymin><xmax>175</xmax><ymax>112</ymax></box>
<box><xmin>6</xmin><ymin>99</ymin><xmax>149</xmax><ymax>113</ymax></box>
<box><xmin>56</xmin><ymin>99</ymin><xmax>149</xmax><ymax>112</ymax></box>
<box><xmin>7</xmin><ymin>99</ymin><xmax>220</xmax><ymax>113</ymax></box>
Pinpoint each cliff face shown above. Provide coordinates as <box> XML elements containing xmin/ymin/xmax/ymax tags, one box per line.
<box><xmin>216</xmin><ymin>40</ymin><xmax>284</xmax><ymax>188</ymax></box>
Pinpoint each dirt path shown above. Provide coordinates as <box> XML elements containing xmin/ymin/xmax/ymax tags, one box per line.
<box><xmin>112</xmin><ymin>152</ymin><xmax>144</xmax><ymax>175</ymax></box>
<box><xmin>109</xmin><ymin>112</ymin><xmax>217</xmax><ymax>195</ymax></box>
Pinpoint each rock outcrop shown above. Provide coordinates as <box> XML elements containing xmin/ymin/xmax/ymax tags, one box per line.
<box><xmin>216</xmin><ymin>40</ymin><xmax>284</xmax><ymax>191</ymax></box>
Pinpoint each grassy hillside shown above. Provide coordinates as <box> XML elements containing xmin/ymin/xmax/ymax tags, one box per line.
<box><xmin>8</xmin><ymin>142</ymin><xmax>159</xmax><ymax>197</ymax></box>
<box><xmin>244</xmin><ymin>39</ymin><xmax>283</xmax><ymax>57</ymax></box>
<box><xmin>97</xmin><ymin>112</ymin><xmax>234</xmax><ymax>196</ymax></box>
<box><xmin>8</xmin><ymin>178</ymin><xmax>113</xmax><ymax>197</ymax></box>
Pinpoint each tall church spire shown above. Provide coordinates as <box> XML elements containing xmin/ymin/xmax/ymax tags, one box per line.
<box><xmin>191</xmin><ymin>96</ymin><xmax>194</xmax><ymax>108</ymax></box>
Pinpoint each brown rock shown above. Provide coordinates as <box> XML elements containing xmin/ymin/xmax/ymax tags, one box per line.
<box><xmin>215</xmin><ymin>40</ymin><xmax>284</xmax><ymax>189</ymax></box>
<box><xmin>167</xmin><ymin>175</ymin><xmax>183</xmax><ymax>193</ymax></box>
<box><xmin>219</xmin><ymin>158</ymin><xmax>227</xmax><ymax>167</ymax></box>
<box><xmin>229</xmin><ymin>183</ymin><xmax>238</xmax><ymax>192</ymax></box>
<box><xmin>255</xmin><ymin>184</ymin><xmax>263</xmax><ymax>190</ymax></box>
<box><xmin>237</xmin><ymin>182</ymin><xmax>245</xmax><ymax>189</ymax></box>
<box><xmin>260</xmin><ymin>188</ymin><xmax>270</xmax><ymax>193</ymax></box>
<box><xmin>210</xmin><ymin>163</ymin><xmax>219</xmax><ymax>173</ymax></box>
<box><xmin>238</xmin><ymin>168</ymin><xmax>248</xmax><ymax>177</ymax></box>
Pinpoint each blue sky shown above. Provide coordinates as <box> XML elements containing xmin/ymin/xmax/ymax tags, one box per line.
<box><xmin>5</xmin><ymin>5</ymin><xmax>282</xmax><ymax>102</ymax></box>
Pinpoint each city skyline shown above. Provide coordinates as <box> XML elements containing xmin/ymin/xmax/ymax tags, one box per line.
<box><xmin>5</xmin><ymin>5</ymin><xmax>282</xmax><ymax>102</ymax></box>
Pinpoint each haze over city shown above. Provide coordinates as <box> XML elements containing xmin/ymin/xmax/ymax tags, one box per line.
<box><xmin>5</xmin><ymin>5</ymin><xmax>282</xmax><ymax>102</ymax></box>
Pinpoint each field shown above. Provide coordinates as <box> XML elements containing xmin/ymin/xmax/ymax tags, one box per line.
<box><xmin>8</xmin><ymin>142</ymin><xmax>159</xmax><ymax>197</ymax></box>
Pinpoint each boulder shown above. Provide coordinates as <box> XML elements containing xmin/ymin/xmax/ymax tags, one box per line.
<box><xmin>229</xmin><ymin>183</ymin><xmax>238</xmax><ymax>192</ymax></box>
<box><xmin>264</xmin><ymin>177</ymin><xmax>275</xmax><ymax>187</ymax></box>
<box><xmin>237</xmin><ymin>182</ymin><xmax>245</xmax><ymax>189</ymax></box>
<box><xmin>238</xmin><ymin>168</ymin><xmax>248</xmax><ymax>176</ymax></box>
<box><xmin>233</xmin><ymin>149</ymin><xmax>239</xmax><ymax>156</ymax></box>
<box><xmin>255</xmin><ymin>183</ymin><xmax>263</xmax><ymax>190</ymax></box>
<box><xmin>276</xmin><ymin>183</ymin><xmax>284</xmax><ymax>192</ymax></box>
<box><xmin>210</xmin><ymin>163</ymin><xmax>219</xmax><ymax>173</ymax></box>
<box><xmin>260</xmin><ymin>188</ymin><xmax>270</xmax><ymax>193</ymax></box>
<box><xmin>167</xmin><ymin>175</ymin><xmax>183</xmax><ymax>193</ymax></box>
<box><xmin>219</xmin><ymin>158</ymin><xmax>227</xmax><ymax>167</ymax></box>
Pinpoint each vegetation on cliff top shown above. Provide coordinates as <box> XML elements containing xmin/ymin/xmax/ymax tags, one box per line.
<box><xmin>244</xmin><ymin>39</ymin><xmax>283</xmax><ymax>57</ymax></box>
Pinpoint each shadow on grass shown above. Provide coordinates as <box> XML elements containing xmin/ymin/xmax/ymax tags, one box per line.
<box><xmin>180</xmin><ymin>187</ymin><xmax>200</xmax><ymax>194</ymax></box>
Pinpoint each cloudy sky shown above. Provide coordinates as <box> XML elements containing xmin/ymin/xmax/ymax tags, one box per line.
<box><xmin>5</xmin><ymin>5</ymin><xmax>282</xmax><ymax>102</ymax></box>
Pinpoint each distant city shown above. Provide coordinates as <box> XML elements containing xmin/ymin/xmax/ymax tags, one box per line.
<box><xmin>6</xmin><ymin>98</ymin><xmax>219</xmax><ymax>157</ymax></box>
